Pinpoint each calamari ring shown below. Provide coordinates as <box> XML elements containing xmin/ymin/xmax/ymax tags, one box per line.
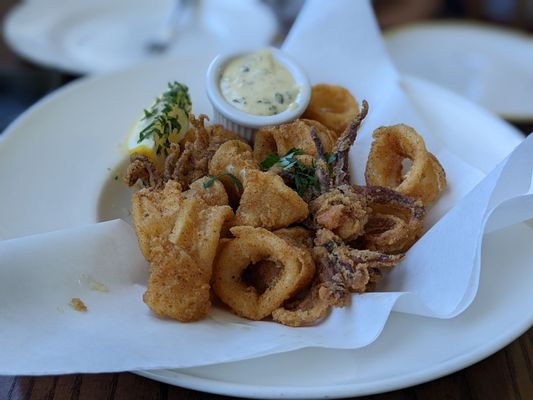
<box><xmin>242</xmin><ymin>227</ymin><xmax>314</xmax><ymax>294</ymax></box>
<box><xmin>364</xmin><ymin>124</ymin><xmax>446</xmax><ymax>205</ymax></box>
<box><xmin>357</xmin><ymin>185</ymin><xmax>425</xmax><ymax>254</ymax></box>
<box><xmin>212</xmin><ymin>226</ymin><xmax>315</xmax><ymax>320</ymax></box>
<box><xmin>272</xmin><ymin>285</ymin><xmax>330</xmax><ymax>327</ymax></box>
<box><xmin>301</xmin><ymin>84</ymin><xmax>359</xmax><ymax>138</ymax></box>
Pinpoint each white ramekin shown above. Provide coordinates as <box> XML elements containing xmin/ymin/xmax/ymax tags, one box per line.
<box><xmin>205</xmin><ymin>47</ymin><xmax>311</xmax><ymax>143</ymax></box>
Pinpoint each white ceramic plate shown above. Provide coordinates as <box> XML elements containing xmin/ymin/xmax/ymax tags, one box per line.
<box><xmin>385</xmin><ymin>21</ymin><xmax>533</xmax><ymax>122</ymax></box>
<box><xmin>0</xmin><ymin>57</ymin><xmax>530</xmax><ymax>398</ymax></box>
<box><xmin>2</xmin><ymin>0</ymin><xmax>277</xmax><ymax>75</ymax></box>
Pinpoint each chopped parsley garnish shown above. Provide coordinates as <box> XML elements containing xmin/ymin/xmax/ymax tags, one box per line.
<box><xmin>203</xmin><ymin>173</ymin><xmax>243</xmax><ymax>191</ymax></box>
<box><xmin>325</xmin><ymin>152</ymin><xmax>337</xmax><ymax>165</ymax></box>
<box><xmin>260</xmin><ymin>148</ymin><xmax>319</xmax><ymax>196</ymax></box>
<box><xmin>137</xmin><ymin>81</ymin><xmax>192</xmax><ymax>156</ymax></box>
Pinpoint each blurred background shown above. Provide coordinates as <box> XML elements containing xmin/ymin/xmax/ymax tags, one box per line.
<box><xmin>1</xmin><ymin>0</ymin><xmax>533</xmax><ymax>134</ymax></box>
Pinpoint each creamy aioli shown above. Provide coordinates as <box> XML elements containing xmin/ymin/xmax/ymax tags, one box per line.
<box><xmin>219</xmin><ymin>50</ymin><xmax>300</xmax><ymax>116</ymax></box>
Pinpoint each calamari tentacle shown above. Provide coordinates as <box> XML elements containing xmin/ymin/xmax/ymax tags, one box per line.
<box><xmin>310</xmin><ymin>126</ymin><xmax>332</xmax><ymax>193</ymax></box>
<box><xmin>124</xmin><ymin>153</ymin><xmax>162</xmax><ymax>189</ymax></box>
<box><xmin>334</xmin><ymin>100</ymin><xmax>368</xmax><ymax>186</ymax></box>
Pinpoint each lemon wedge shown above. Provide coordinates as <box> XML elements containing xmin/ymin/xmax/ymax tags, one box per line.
<box><xmin>124</xmin><ymin>82</ymin><xmax>192</xmax><ymax>167</ymax></box>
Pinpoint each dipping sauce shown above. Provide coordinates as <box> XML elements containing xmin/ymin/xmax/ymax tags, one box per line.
<box><xmin>219</xmin><ymin>50</ymin><xmax>300</xmax><ymax>116</ymax></box>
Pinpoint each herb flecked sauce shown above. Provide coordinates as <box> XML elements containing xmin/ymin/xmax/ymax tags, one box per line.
<box><xmin>219</xmin><ymin>50</ymin><xmax>300</xmax><ymax>116</ymax></box>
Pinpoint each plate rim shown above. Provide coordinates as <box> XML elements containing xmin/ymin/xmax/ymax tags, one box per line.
<box><xmin>135</xmin><ymin>315</ymin><xmax>531</xmax><ymax>399</ymax></box>
<box><xmin>0</xmin><ymin>56</ymin><xmax>530</xmax><ymax>398</ymax></box>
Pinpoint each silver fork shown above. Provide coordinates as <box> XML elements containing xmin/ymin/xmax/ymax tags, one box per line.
<box><xmin>146</xmin><ymin>0</ymin><xmax>196</xmax><ymax>54</ymax></box>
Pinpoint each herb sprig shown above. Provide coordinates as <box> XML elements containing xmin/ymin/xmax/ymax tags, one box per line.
<box><xmin>203</xmin><ymin>173</ymin><xmax>243</xmax><ymax>191</ymax></box>
<box><xmin>137</xmin><ymin>82</ymin><xmax>192</xmax><ymax>156</ymax></box>
<box><xmin>260</xmin><ymin>148</ymin><xmax>320</xmax><ymax>197</ymax></box>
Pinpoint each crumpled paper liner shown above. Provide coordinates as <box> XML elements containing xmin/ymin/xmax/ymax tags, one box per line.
<box><xmin>1</xmin><ymin>0</ymin><xmax>532</xmax><ymax>374</ymax></box>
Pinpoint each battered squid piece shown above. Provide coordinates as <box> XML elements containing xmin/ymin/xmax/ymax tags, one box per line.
<box><xmin>272</xmin><ymin>229</ymin><xmax>404</xmax><ymax>327</ymax></box>
<box><xmin>365</xmin><ymin>124</ymin><xmax>447</xmax><ymax>205</ymax></box>
<box><xmin>234</xmin><ymin>169</ymin><xmax>309</xmax><ymax>230</ymax></box>
<box><xmin>131</xmin><ymin>180</ymin><xmax>183</xmax><ymax>261</ymax></box>
<box><xmin>309</xmin><ymin>127</ymin><xmax>332</xmax><ymax>194</ymax></box>
<box><xmin>333</xmin><ymin>100</ymin><xmax>369</xmax><ymax>187</ymax></box>
<box><xmin>208</xmin><ymin>140</ymin><xmax>259</xmax><ymax>205</ymax></box>
<box><xmin>163</xmin><ymin>144</ymin><xmax>182</xmax><ymax>183</ymax></box>
<box><xmin>309</xmin><ymin>185</ymin><xmax>369</xmax><ymax>242</ymax></box>
<box><xmin>124</xmin><ymin>153</ymin><xmax>163</xmax><ymax>189</ymax></box>
<box><xmin>301</xmin><ymin>84</ymin><xmax>360</xmax><ymax>137</ymax></box>
<box><xmin>273</xmin><ymin>226</ymin><xmax>314</xmax><ymax>249</ymax></box>
<box><xmin>307</xmin><ymin>102</ymin><xmax>369</xmax><ymax>196</ymax></box>
<box><xmin>355</xmin><ymin>185</ymin><xmax>425</xmax><ymax>254</ymax></box>
<box><xmin>213</xmin><ymin>226</ymin><xmax>316</xmax><ymax>321</ymax></box>
<box><xmin>131</xmin><ymin>176</ymin><xmax>229</xmax><ymax>263</ymax></box>
<box><xmin>243</xmin><ymin>227</ymin><xmax>314</xmax><ymax>294</ymax></box>
<box><xmin>253</xmin><ymin>119</ymin><xmax>336</xmax><ymax>163</ymax></box>
<box><xmin>207</xmin><ymin>124</ymin><xmax>245</xmax><ymax>150</ymax></box>
<box><xmin>186</xmin><ymin>176</ymin><xmax>229</xmax><ymax>207</ymax></box>
<box><xmin>164</xmin><ymin>114</ymin><xmax>244</xmax><ymax>190</ymax></box>
<box><xmin>314</xmin><ymin>229</ymin><xmax>403</xmax><ymax>303</ymax></box>
<box><xmin>172</xmin><ymin>115</ymin><xmax>210</xmax><ymax>189</ymax></box>
<box><xmin>144</xmin><ymin>196</ymin><xmax>234</xmax><ymax>322</ymax></box>
<box><xmin>272</xmin><ymin>284</ymin><xmax>330</xmax><ymax>327</ymax></box>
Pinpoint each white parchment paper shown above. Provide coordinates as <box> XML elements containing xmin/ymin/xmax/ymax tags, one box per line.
<box><xmin>1</xmin><ymin>0</ymin><xmax>532</xmax><ymax>374</ymax></box>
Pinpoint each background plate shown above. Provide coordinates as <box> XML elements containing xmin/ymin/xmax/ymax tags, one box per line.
<box><xmin>3</xmin><ymin>0</ymin><xmax>277</xmax><ymax>74</ymax></box>
<box><xmin>385</xmin><ymin>21</ymin><xmax>533</xmax><ymax>122</ymax></box>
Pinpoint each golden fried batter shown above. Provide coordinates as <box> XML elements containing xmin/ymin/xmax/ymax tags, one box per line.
<box><xmin>131</xmin><ymin>180</ymin><xmax>183</xmax><ymax>261</ymax></box>
<box><xmin>253</xmin><ymin>119</ymin><xmax>336</xmax><ymax>163</ymax></box>
<box><xmin>208</xmin><ymin>140</ymin><xmax>259</xmax><ymax>204</ymax></box>
<box><xmin>143</xmin><ymin>197</ymin><xmax>233</xmax><ymax>321</ymax></box>
<box><xmin>187</xmin><ymin>176</ymin><xmax>229</xmax><ymax>207</ymax></box>
<box><xmin>166</xmin><ymin>114</ymin><xmax>245</xmax><ymax>189</ymax></box>
<box><xmin>309</xmin><ymin>185</ymin><xmax>369</xmax><ymax>241</ymax></box>
<box><xmin>212</xmin><ymin>226</ymin><xmax>315</xmax><ymax>320</ymax></box>
<box><xmin>234</xmin><ymin>169</ymin><xmax>309</xmax><ymax>230</ymax></box>
<box><xmin>302</xmin><ymin>84</ymin><xmax>359</xmax><ymax>137</ymax></box>
<box><xmin>365</xmin><ymin>124</ymin><xmax>446</xmax><ymax>205</ymax></box>
<box><xmin>359</xmin><ymin>185</ymin><xmax>425</xmax><ymax>254</ymax></box>
<box><xmin>272</xmin><ymin>285</ymin><xmax>330</xmax><ymax>327</ymax></box>
<box><xmin>243</xmin><ymin>227</ymin><xmax>313</xmax><ymax>295</ymax></box>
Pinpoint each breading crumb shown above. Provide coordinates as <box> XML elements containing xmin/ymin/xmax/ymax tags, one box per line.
<box><xmin>69</xmin><ymin>298</ymin><xmax>87</xmax><ymax>312</ymax></box>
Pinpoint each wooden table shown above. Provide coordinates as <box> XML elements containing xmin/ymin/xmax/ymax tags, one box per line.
<box><xmin>0</xmin><ymin>1</ymin><xmax>532</xmax><ymax>399</ymax></box>
<box><xmin>0</xmin><ymin>328</ymin><xmax>531</xmax><ymax>399</ymax></box>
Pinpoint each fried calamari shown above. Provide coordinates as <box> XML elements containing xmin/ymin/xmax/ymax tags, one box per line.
<box><xmin>126</xmin><ymin>113</ymin><xmax>243</xmax><ymax>191</ymax></box>
<box><xmin>125</xmin><ymin>83</ymin><xmax>447</xmax><ymax>327</ymax></box>
<box><xmin>213</xmin><ymin>226</ymin><xmax>315</xmax><ymax>320</ymax></box>
<box><xmin>272</xmin><ymin>229</ymin><xmax>404</xmax><ymax>326</ymax></box>
<box><xmin>208</xmin><ymin>140</ymin><xmax>259</xmax><ymax>204</ymax></box>
<box><xmin>356</xmin><ymin>185</ymin><xmax>425</xmax><ymax>254</ymax></box>
<box><xmin>309</xmin><ymin>185</ymin><xmax>369</xmax><ymax>241</ymax></box>
<box><xmin>301</xmin><ymin>84</ymin><xmax>359</xmax><ymax>137</ymax></box>
<box><xmin>365</xmin><ymin>124</ymin><xmax>446</xmax><ymax>205</ymax></box>
<box><xmin>253</xmin><ymin>119</ymin><xmax>336</xmax><ymax>163</ymax></box>
<box><xmin>234</xmin><ymin>169</ymin><xmax>309</xmax><ymax>230</ymax></box>
<box><xmin>132</xmin><ymin>176</ymin><xmax>232</xmax><ymax>322</ymax></box>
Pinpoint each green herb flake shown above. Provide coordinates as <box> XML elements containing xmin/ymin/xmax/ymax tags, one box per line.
<box><xmin>325</xmin><ymin>152</ymin><xmax>337</xmax><ymax>165</ymax></box>
<box><xmin>260</xmin><ymin>153</ymin><xmax>280</xmax><ymax>171</ymax></box>
<box><xmin>136</xmin><ymin>81</ymin><xmax>192</xmax><ymax>155</ymax></box>
<box><xmin>203</xmin><ymin>173</ymin><xmax>243</xmax><ymax>191</ymax></box>
<box><xmin>260</xmin><ymin>148</ymin><xmax>319</xmax><ymax>196</ymax></box>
